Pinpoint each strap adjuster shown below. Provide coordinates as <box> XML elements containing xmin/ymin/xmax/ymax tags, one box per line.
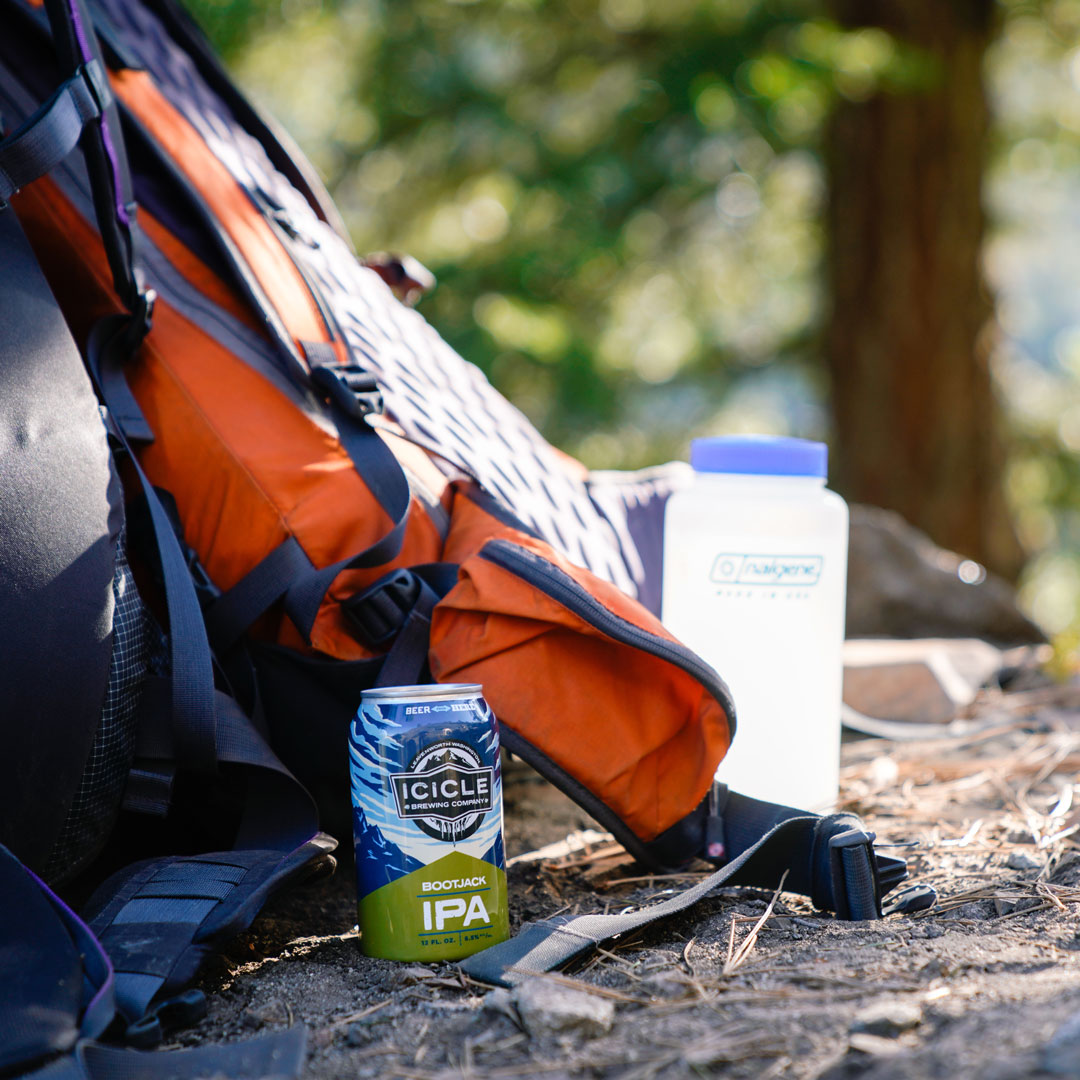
<box><xmin>342</xmin><ymin>568</ymin><xmax>420</xmax><ymax>648</ymax></box>
<box><xmin>310</xmin><ymin>364</ymin><xmax>383</xmax><ymax>421</ymax></box>
<box><xmin>828</xmin><ymin>826</ymin><xmax>883</xmax><ymax>920</ymax></box>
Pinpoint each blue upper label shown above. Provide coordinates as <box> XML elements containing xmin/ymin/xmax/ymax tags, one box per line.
<box><xmin>349</xmin><ymin>696</ymin><xmax>503</xmax><ymax>887</ymax></box>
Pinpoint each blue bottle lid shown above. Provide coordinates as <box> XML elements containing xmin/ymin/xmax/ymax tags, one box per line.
<box><xmin>690</xmin><ymin>435</ymin><xmax>827</xmax><ymax>477</ymax></box>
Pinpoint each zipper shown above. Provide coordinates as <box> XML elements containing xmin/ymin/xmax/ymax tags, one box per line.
<box><xmin>478</xmin><ymin>538</ymin><xmax>736</xmax><ymax>736</ymax></box>
<box><xmin>118</xmin><ymin>104</ymin><xmax>311</xmax><ymax>388</ymax></box>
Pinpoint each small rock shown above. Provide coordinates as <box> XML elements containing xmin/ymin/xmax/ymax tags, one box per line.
<box><xmin>849</xmin><ymin>1032</ymin><xmax>907</xmax><ymax>1057</ymax></box>
<box><xmin>239</xmin><ymin>1002</ymin><xmax>287</xmax><ymax>1030</ymax></box>
<box><xmin>994</xmin><ymin>897</ymin><xmax>1016</xmax><ymax>917</ymax></box>
<box><xmin>1041</xmin><ymin>1010</ymin><xmax>1080</xmax><ymax>1074</ymax></box>
<box><xmin>343</xmin><ymin>1023</ymin><xmax>369</xmax><ymax>1047</ymax></box>
<box><xmin>512</xmin><ymin>977</ymin><xmax>614</xmax><ymax>1039</ymax></box>
<box><xmin>240</xmin><ymin>1009</ymin><xmax>264</xmax><ymax>1031</ymax></box>
<box><xmin>923</xmin><ymin>923</ymin><xmax>945</xmax><ymax>939</ymax></box>
<box><xmin>850</xmin><ymin>1000</ymin><xmax>923</xmax><ymax>1038</ymax></box>
<box><xmin>642</xmin><ymin>968</ymin><xmax>691</xmax><ymax>994</ymax></box>
<box><xmin>1007</xmin><ymin>851</ymin><xmax>1041</xmax><ymax>872</ymax></box>
<box><xmin>483</xmin><ymin>987</ymin><xmax>518</xmax><ymax>1024</ymax></box>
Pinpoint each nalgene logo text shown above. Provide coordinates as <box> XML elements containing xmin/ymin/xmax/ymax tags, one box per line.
<box><xmin>710</xmin><ymin>553</ymin><xmax>823</xmax><ymax>587</ymax></box>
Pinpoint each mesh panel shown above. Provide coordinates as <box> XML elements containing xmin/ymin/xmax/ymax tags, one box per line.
<box><xmin>45</xmin><ymin>532</ymin><xmax>153</xmax><ymax>883</ymax></box>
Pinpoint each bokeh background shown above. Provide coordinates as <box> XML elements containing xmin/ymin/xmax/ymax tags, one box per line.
<box><xmin>186</xmin><ymin>0</ymin><xmax>1080</xmax><ymax>649</ymax></box>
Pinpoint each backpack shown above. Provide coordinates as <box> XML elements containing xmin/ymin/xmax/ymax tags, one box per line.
<box><xmin>0</xmin><ymin>0</ymin><xmax>912</xmax><ymax>1072</ymax></box>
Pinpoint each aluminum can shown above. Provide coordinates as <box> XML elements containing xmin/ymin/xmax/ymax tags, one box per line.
<box><xmin>349</xmin><ymin>683</ymin><xmax>509</xmax><ymax>960</ymax></box>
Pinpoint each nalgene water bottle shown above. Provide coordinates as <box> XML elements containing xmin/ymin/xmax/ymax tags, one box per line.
<box><xmin>661</xmin><ymin>435</ymin><xmax>848</xmax><ymax>811</ymax></box>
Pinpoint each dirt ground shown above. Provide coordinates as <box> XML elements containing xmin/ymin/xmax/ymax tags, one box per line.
<box><xmin>179</xmin><ymin>671</ymin><xmax>1080</xmax><ymax>1080</ymax></box>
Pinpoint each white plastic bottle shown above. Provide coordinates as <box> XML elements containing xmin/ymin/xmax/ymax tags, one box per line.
<box><xmin>661</xmin><ymin>435</ymin><xmax>848</xmax><ymax>811</ymax></box>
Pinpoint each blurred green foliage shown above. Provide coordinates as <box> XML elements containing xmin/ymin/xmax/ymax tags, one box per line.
<box><xmin>186</xmin><ymin>0</ymin><xmax>1080</xmax><ymax>639</ymax></box>
<box><xmin>187</xmin><ymin>0</ymin><xmax>929</xmax><ymax>467</ymax></box>
<box><xmin>986</xmin><ymin>0</ymin><xmax>1080</xmax><ymax>634</ymax></box>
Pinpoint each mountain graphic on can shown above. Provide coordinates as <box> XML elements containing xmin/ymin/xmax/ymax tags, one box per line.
<box><xmin>349</xmin><ymin>683</ymin><xmax>509</xmax><ymax>960</ymax></box>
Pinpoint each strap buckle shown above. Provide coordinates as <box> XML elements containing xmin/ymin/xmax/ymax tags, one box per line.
<box><xmin>828</xmin><ymin>826</ymin><xmax>883</xmax><ymax>920</ymax></box>
<box><xmin>310</xmin><ymin>364</ymin><xmax>384</xmax><ymax>421</ymax></box>
<box><xmin>342</xmin><ymin>568</ymin><xmax>420</xmax><ymax>648</ymax></box>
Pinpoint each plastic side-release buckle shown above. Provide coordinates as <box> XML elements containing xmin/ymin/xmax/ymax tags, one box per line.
<box><xmin>882</xmin><ymin>883</ymin><xmax>937</xmax><ymax>917</ymax></box>
<box><xmin>829</xmin><ymin>827</ymin><xmax>883</xmax><ymax>921</ymax></box>
<box><xmin>342</xmin><ymin>568</ymin><xmax>421</xmax><ymax>649</ymax></box>
<box><xmin>310</xmin><ymin>364</ymin><xmax>384</xmax><ymax>421</ymax></box>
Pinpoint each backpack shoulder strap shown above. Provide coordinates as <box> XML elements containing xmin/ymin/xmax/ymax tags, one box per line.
<box><xmin>0</xmin><ymin>57</ymin><xmax>105</xmax><ymax>200</ymax></box>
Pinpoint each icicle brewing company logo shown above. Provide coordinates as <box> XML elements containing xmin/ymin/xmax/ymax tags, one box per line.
<box><xmin>390</xmin><ymin>740</ymin><xmax>495</xmax><ymax>842</ymax></box>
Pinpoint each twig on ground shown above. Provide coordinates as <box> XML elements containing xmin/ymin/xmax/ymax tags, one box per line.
<box><xmin>328</xmin><ymin>998</ymin><xmax>391</xmax><ymax>1028</ymax></box>
<box><xmin>722</xmin><ymin>872</ymin><xmax>789</xmax><ymax>976</ymax></box>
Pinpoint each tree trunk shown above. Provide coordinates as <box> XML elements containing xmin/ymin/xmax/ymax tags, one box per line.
<box><xmin>825</xmin><ymin>0</ymin><xmax>1023</xmax><ymax>578</ymax></box>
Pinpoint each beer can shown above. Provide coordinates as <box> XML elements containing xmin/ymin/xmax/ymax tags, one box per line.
<box><xmin>348</xmin><ymin>683</ymin><xmax>509</xmax><ymax>961</ymax></box>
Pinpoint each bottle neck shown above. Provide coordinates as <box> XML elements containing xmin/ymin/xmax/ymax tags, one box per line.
<box><xmin>692</xmin><ymin>471</ymin><xmax>827</xmax><ymax>490</ymax></box>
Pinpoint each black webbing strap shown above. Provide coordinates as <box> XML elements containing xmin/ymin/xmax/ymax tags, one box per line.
<box><xmin>461</xmin><ymin>796</ymin><xmax>902</xmax><ymax>987</ymax></box>
<box><xmin>87</xmin><ymin>317</ymin><xmax>218</xmax><ymax>778</ymax></box>
<box><xmin>203</xmin><ymin>537</ymin><xmax>312</xmax><ymax>655</ymax></box>
<box><xmin>202</xmin><ymin>400</ymin><xmax>413</xmax><ymax>651</ymax></box>
<box><xmin>0</xmin><ymin>61</ymin><xmax>104</xmax><ymax>200</ymax></box>
<box><xmin>367</xmin><ymin>564</ymin><xmax>458</xmax><ymax>686</ymax></box>
<box><xmin>42</xmin><ymin>0</ymin><xmax>144</xmax><ymax>312</ymax></box>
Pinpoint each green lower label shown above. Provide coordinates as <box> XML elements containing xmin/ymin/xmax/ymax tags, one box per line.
<box><xmin>358</xmin><ymin>849</ymin><xmax>509</xmax><ymax>961</ymax></box>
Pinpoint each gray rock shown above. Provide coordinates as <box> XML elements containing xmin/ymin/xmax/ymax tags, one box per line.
<box><xmin>1041</xmin><ymin>1010</ymin><xmax>1080</xmax><ymax>1074</ymax></box>
<box><xmin>849</xmin><ymin>1000</ymin><xmax>923</xmax><ymax>1037</ymax></box>
<box><xmin>512</xmin><ymin>977</ymin><xmax>615</xmax><ymax>1039</ymax></box>
<box><xmin>847</xmin><ymin>505</ymin><xmax>1044</xmax><ymax>645</ymax></box>
<box><xmin>1006</xmin><ymin>851</ymin><xmax>1042</xmax><ymax>872</ymax></box>
<box><xmin>343</xmin><ymin>1022</ymin><xmax>369</xmax><ymax>1047</ymax></box>
<box><xmin>843</xmin><ymin>638</ymin><xmax>1003</xmax><ymax>725</ymax></box>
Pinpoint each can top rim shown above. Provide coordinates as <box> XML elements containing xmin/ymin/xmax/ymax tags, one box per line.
<box><xmin>360</xmin><ymin>683</ymin><xmax>483</xmax><ymax>700</ymax></box>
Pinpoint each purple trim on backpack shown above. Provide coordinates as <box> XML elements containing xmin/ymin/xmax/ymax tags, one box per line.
<box><xmin>63</xmin><ymin>0</ymin><xmax>94</xmax><ymax>64</ymax></box>
<box><xmin>64</xmin><ymin>0</ymin><xmax>132</xmax><ymax>225</ymax></box>
<box><xmin>26</xmin><ymin>862</ymin><xmax>116</xmax><ymax>1038</ymax></box>
<box><xmin>99</xmin><ymin>121</ymin><xmax>131</xmax><ymax>225</ymax></box>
